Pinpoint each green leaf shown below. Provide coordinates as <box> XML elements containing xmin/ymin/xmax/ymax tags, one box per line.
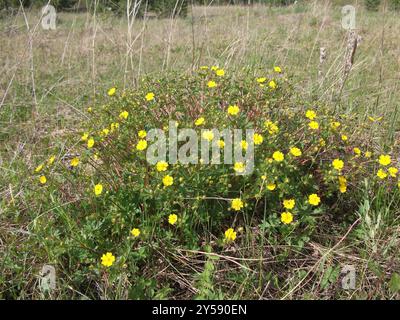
<box><xmin>389</xmin><ymin>273</ymin><xmax>400</xmax><ymax>293</ymax></box>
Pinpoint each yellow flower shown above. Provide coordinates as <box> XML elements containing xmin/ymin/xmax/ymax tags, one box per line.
<box><xmin>353</xmin><ymin>147</ymin><xmax>361</xmax><ymax>156</ymax></box>
<box><xmin>305</xmin><ymin>110</ymin><xmax>317</xmax><ymax>120</ymax></box>
<box><xmin>274</xmin><ymin>66</ymin><xmax>282</xmax><ymax>73</ymax></box>
<box><xmin>216</xmin><ymin>68</ymin><xmax>225</xmax><ymax>76</ymax></box>
<box><xmin>87</xmin><ymin>106</ymin><xmax>93</xmax><ymax>113</ymax></box>
<box><xmin>195</xmin><ymin>117</ymin><xmax>205</xmax><ymax>126</ymax></box>
<box><xmin>145</xmin><ymin>92</ymin><xmax>155</xmax><ymax>101</ymax></box>
<box><xmin>290</xmin><ymin>147</ymin><xmax>302</xmax><ymax>157</ymax></box>
<box><xmin>338</xmin><ymin>176</ymin><xmax>347</xmax><ymax>193</ymax></box>
<box><xmin>253</xmin><ymin>133</ymin><xmax>263</xmax><ymax>145</ymax></box>
<box><xmin>281</xmin><ymin>212</ymin><xmax>293</xmax><ymax>224</ymax></box>
<box><xmin>261</xmin><ymin>175</ymin><xmax>267</xmax><ymax>180</ymax></box>
<box><xmin>365</xmin><ymin>151</ymin><xmax>372</xmax><ymax>158</ymax></box>
<box><xmin>87</xmin><ymin>138</ymin><xmax>95</xmax><ymax>149</ymax></box>
<box><xmin>94</xmin><ymin>184</ymin><xmax>103</xmax><ymax>196</ymax></box>
<box><xmin>119</xmin><ymin>110</ymin><xmax>129</xmax><ymax>120</ymax></box>
<box><xmin>138</xmin><ymin>130</ymin><xmax>147</xmax><ymax>138</ymax></box>
<box><xmin>211</xmin><ymin>66</ymin><xmax>218</xmax><ymax>71</ymax></box>
<box><xmin>231</xmin><ymin>198</ymin><xmax>244</xmax><ymax>211</ymax></box>
<box><xmin>272</xmin><ymin>151</ymin><xmax>284</xmax><ymax>162</ymax></box>
<box><xmin>256</xmin><ymin>77</ymin><xmax>267</xmax><ymax>83</ymax></box>
<box><xmin>110</xmin><ymin>122</ymin><xmax>119</xmax><ymax>131</ymax></box>
<box><xmin>202</xmin><ymin>130</ymin><xmax>214</xmax><ymax>141</ymax></box>
<box><xmin>70</xmin><ymin>157</ymin><xmax>80</xmax><ymax>167</ymax></box>
<box><xmin>200</xmin><ymin>66</ymin><xmax>209</xmax><ymax>70</ymax></box>
<box><xmin>218</xmin><ymin>140</ymin><xmax>225</xmax><ymax>148</ymax></box>
<box><xmin>377</xmin><ymin>169</ymin><xmax>387</xmax><ymax>179</ymax></box>
<box><xmin>332</xmin><ymin>159</ymin><xmax>344</xmax><ymax>171</ymax></box>
<box><xmin>283</xmin><ymin>199</ymin><xmax>295</xmax><ymax>210</ymax></box>
<box><xmin>162</xmin><ymin>175</ymin><xmax>174</xmax><ymax>187</ymax></box>
<box><xmin>233</xmin><ymin>162</ymin><xmax>245</xmax><ymax>173</ymax></box>
<box><xmin>319</xmin><ymin>139</ymin><xmax>326</xmax><ymax>147</ymax></box>
<box><xmin>267</xmin><ymin>183</ymin><xmax>276</xmax><ymax>191</ymax></box>
<box><xmin>240</xmin><ymin>140</ymin><xmax>248</xmax><ymax>150</ymax></box>
<box><xmin>308</xmin><ymin>121</ymin><xmax>319</xmax><ymax>130</ymax></box>
<box><xmin>131</xmin><ymin>228</ymin><xmax>140</xmax><ymax>238</ymax></box>
<box><xmin>168</xmin><ymin>214</ymin><xmax>178</xmax><ymax>225</ymax></box>
<box><xmin>224</xmin><ymin>228</ymin><xmax>237</xmax><ymax>242</ymax></box>
<box><xmin>308</xmin><ymin>194</ymin><xmax>321</xmax><ymax>206</ymax></box>
<box><xmin>268</xmin><ymin>80</ymin><xmax>277</xmax><ymax>89</ymax></box>
<box><xmin>227</xmin><ymin>105</ymin><xmax>240</xmax><ymax>116</ymax></box>
<box><xmin>101</xmin><ymin>128</ymin><xmax>110</xmax><ymax>136</ymax></box>
<box><xmin>330</xmin><ymin>121</ymin><xmax>341</xmax><ymax>130</ymax></box>
<box><xmin>368</xmin><ymin>116</ymin><xmax>382</xmax><ymax>122</ymax></box>
<box><xmin>378</xmin><ymin>154</ymin><xmax>391</xmax><ymax>166</ymax></box>
<box><xmin>207</xmin><ymin>81</ymin><xmax>217</xmax><ymax>88</ymax></box>
<box><xmin>39</xmin><ymin>175</ymin><xmax>47</xmax><ymax>184</ymax></box>
<box><xmin>107</xmin><ymin>87</ymin><xmax>116</xmax><ymax>96</ymax></box>
<box><xmin>101</xmin><ymin>252</ymin><xmax>115</xmax><ymax>267</ymax></box>
<box><xmin>388</xmin><ymin>167</ymin><xmax>398</xmax><ymax>178</ymax></box>
<box><xmin>47</xmin><ymin>156</ymin><xmax>56</xmax><ymax>165</ymax></box>
<box><xmin>341</xmin><ymin>135</ymin><xmax>348</xmax><ymax>142</ymax></box>
<box><xmin>81</xmin><ymin>132</ymin><xmax>89</xmax><ymax>141</ymax></box>
<box><xmin>156</xmin><ymin>161</ymin><xmax>168</xmax><ymax>172</ymax></box>
<box><xmin>35</xmin><ymin>163</ymin><xmax>44</xmax><ymax>173</ymax></box>
<box><xmin>136</xmin><ymin>139</ymin><xmax>148</xmax><ymax>151</ymax></box>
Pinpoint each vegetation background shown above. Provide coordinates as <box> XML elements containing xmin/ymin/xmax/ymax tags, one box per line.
<box><xmin>0</xmin><ymin>0</ymin><xmax>400</xmax><ymax>299</ymax></box>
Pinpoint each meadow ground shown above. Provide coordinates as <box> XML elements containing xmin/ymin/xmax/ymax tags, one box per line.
<box><xmin>0</xmin><ymin>0</ymin><xmax>400</xmax><ymax>299</ymax></box>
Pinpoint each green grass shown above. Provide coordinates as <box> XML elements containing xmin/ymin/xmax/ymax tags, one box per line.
<box><xmin>0</xmin><ymin>1</ymin><xmax>400</xmax><ymax>299</ymax></box>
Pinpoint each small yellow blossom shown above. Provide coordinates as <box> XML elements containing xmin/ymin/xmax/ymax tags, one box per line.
<box><xmin>241</xmin><ymin>140</ymin><xmax>248</xmax><ymax>150</ymax></box>
<box><xmin>332</xmin><ymin>159</ymin><xmax>344</xmax><ymax>171</ymax></box>
<box><xmin>224</xmin><ymin>228</ymin><xmax>237</xmax><ymax>242</ymax></box>
<box><xmin>281</xmin><ymin>212</ymin><xmax>293</xmax><ymax>224</ymax></box>
<box><xmin>107</xmin><ymin>87</ymin><xmax>116</xmax><ymax>96</ymax></box>
<box><xmin>274</xmin><ymin>66</ymin><xmax>282</xmax><ymax>73</ymax></box>
<box><xmin>305</xmin><ymin>110</ymin><xmax>317</xmax><ymax>120</ymax></box>
<box><xmin>365</xmin><ymin>151</ymin><xmax>372</xmax><ymax>158</ymax></box>
<box><xmin>272</xmin><ymin>151</ymin><xmax>284</xmax><ymax>162</ymax></box>
<box><xmin>290</xmin><ymin>147</ymin><xmax>302</xmax><ymax>157</ymax></box>
<box><xmin>138</xmin><ymin>130</ymin><xmax>147</xmax><ymax>138</ymax></box>
<box><xmin>377</xmin><ymin>169</ymin><xmax>387</xmax><ymax>179</ymax></box>
<box><xmin>70</xmin><ymin>157</ymin><xmax>80</xmax><ymax>167</ymax></box>
<box><xmin>47</xmin><ymin>156</ymin><xmax>56</xmax><ymax>165</ymax></box>
<box><xmin>136</xmin><ymin>139</ymin><xmax>148</xmax><ymax>151</ymax></box>
<box><xmin>168</xmin><ymin>214</ymin><xmax>178</xmax><ymax>225</ymax></box>
<box><xmin>353</xmin><ymin>147</ymin><xmax>361</xmax><ymax>156</ymax></box>
<box><xmin>145</xmin><ymin>92</ymin><xmax>155</xmax><ymax>101</ymax></box>
<box><xmin>268</xmin><ymin>80</ymin><xmax>277</xmax><ymax>89</ymax></box>
<box><xmin>39</xmin><ymin>175</ymin><xmax>47</xmax><ymax>184</ymax></box>
<box><xmin>231</xmin><ymin>198</ymin><xmax>244</xmax><ymax>211</ymax></box>
<box><xmin>94</xmin><ymin>184</ymin><xmax>103</xmax><ymax>196</ymax></box>
<box><xmin>202</xmin><ymin>130</ymin><xmax>214</xmax><ymax>141</ymax></box>
<box><xmin>253</xmin><ymin>133</ymin><xmax>263</xmax><ymax>145</ymax></box>
<box><xmin>87</xmin><ymin>138</ymin><xmax>95</xmax><ymax>149</ymax></box>
<box><xmin>216</xmin><ymin>69</ymin><xmax>225</xmax><ymax>76</ymax></box>
<box><xmin>330</xmin><ymin>121</ymin><xmax>341</xmax><ymax>129</ymax></box>
<box><xmin>378</xmin><ymin>154</ymin><xmax>391</xmax><ymax>166</ymax></box>
<box><xmin>257</xmin><ymin>77</ymin><xmax>267</xmax><ymax>83</ymax></box>
<box><xmin>163</xmin><ymin>175</ymin><xmax>174</xmax><ymax>187</ymax></box>
<box><xmin>267</xmin><ymin>183</ymin><xmax>276</xmax><ymax>191</ymax></box>
<box><xmin>309</xmin><ymin>121</ymin><xmax>319</xmax><ymax>130</ymax></box>
<box><xmin>388</xmin><ymin>167</ymin><xmax>398</xmax><ymax>178</ymax></box>
<box><xmin>87</xmin><ymin>107</ymin><xmax>92</xmax><ymax>113</ymax></box>
<box><xmin>156</xmin><ymin>161</ymin><xmax>168</xmax><ymax>172</ymax></box>
<box><xmin>308</xmin><ymin>194</ymin><xmax>321</xmax><ymax>206</ymax></box>
<box><xmin>341</xmin><ymin>135</ymin><xmax>348</xmax><ymax>142</ymax></box>
<box><xmin>234</xmin><ymin>162</ymin><xmax>245</xmax><ymax>173</ymax></box>
<box><xmin>195</xmin><ymin>117</ymin><xmax>205</xmax><ymax>126</ymax></box>
<box><xmin>119</xmin><ymin>111</ymin><xmax>129</xmax><ymax>120</ymax></box>
<box><xmin>207</xmin><ymin>81</ymin><xmax>217</xmax><ymax>88</ymax></box>
<box><xmin>218</xmin><ymin>140</ymin><xmax>225</xmax><ymax>148</ymax></box>
<box><xmin>131</xmin><ymin>228</ymin><xmax>140</xmax><ymax>238</ymax></box>
<box><xmin>35</xmin><ymin>164</ymin><xmax>44</xmax><ymax>173</ymax></box>
<box><xmin>101</xmin><ymin>252</ymin><xmax>115</xmax><ymax>267</ymax></box>
<box><xmin>81</xmin><ymin>132</ymin><xmax>89</xmax><ymax>141</ymax></box>
<box><xmin>283</xmin><ymin>199</ymin><xmax>295</xmax><ymax>210</ymax></box>
<box><xmin>338</xmin><ymin>176</ymin><xmax>347</xmax><ymax>193</ymax></box>
<box><xmin>227</xmin><ymin>105</ymin><xmax>240</xmax><ymax>116</ymax></box>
